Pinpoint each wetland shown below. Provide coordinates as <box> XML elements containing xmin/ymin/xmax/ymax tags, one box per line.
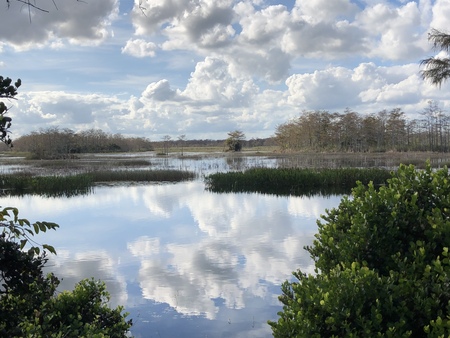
<box><xmin>1</xmin><ymin>150</ymin><xmax>449</xmax><ymax>337</ymax></box>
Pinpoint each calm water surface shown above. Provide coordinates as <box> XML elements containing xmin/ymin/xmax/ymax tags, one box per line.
<box><xmin>2</xmin><ymin>174</ymin><xmax>343</xmax><ymax>337</ymax></box>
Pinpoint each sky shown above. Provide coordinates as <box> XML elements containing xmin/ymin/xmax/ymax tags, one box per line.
<box><xmin>0</xmin><ymin>0</ymin><xmax>449</xmax><ymax>141</ymax></box>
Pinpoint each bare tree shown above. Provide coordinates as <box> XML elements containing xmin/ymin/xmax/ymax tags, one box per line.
<box><xmin>178</xmin><ymin>134</ymin><xmax>186</xmax><ymax>156</ymax></box>
<box><xmin>162</xmin><ymin>135</ymin><xmax>171</xmax><ymax>155</ymax></box>
<box><xmin>421</xmin><ymin>29</ymin><xmax>450</xmax><ymax>87</ymax></box>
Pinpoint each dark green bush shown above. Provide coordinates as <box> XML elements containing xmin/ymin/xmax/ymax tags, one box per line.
<box><xmin>269</xmin><ymin>163</ymin><xmax>450</xmax><ymax>337</ymax></box>
<box><xmin>0</xmin><ymin>207</ymin><xmax>132</xmax><ymax>337</ymax></box>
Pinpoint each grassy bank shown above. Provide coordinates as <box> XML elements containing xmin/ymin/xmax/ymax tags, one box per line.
<box><xmin>0</xmin><ymin>169</ymin><xmax>195</xmax><ymax>197</ymax></box>
<box><xmin>205</xmin><ymin>167</ymin><xmax>392</xmax><ymax>196</ymax></box>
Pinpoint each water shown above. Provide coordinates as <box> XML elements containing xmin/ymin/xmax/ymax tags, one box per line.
<box><xmin>1</xmin><ymin>163</ymin><xmax>343</xmax><ymax>337</ymax></box>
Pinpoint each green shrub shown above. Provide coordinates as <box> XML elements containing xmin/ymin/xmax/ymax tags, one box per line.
<box><xmin>0</xmin><ymin>207</ymin><xmax>132</xmax><ymax>337</ymax></box>
<box><xmin>269</xmin><ymin>163</ymin><xmax>450</xmax><ymax>337</ymax></box>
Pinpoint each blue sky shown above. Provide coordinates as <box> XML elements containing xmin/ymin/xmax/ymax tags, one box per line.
<box><xmin>0</xmin><ymin>0</ymin><xmax>449</xmax><ymax>140</ymax></box>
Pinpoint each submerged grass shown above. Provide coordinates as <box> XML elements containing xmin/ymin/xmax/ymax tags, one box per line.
<box><xmin>205</xmin><ymin>167</ymin><xmax>392</xmax><ymax>196</ymax></box>
<box><xmin>0</xmin><ymin>169</ymin><xmax>195</xmax><ymax>197</ymax></box>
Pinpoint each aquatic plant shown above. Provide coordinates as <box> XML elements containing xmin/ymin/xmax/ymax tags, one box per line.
<box><xmin>205</xmin><ymin>167</ymin><xmax>392</xmax><ymax>196</ymax></box>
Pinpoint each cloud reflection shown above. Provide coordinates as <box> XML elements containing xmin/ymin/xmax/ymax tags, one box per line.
<box><xmin>46</xmin><ymin>250</ymin><xmax>128</xmax><ymax>308</ymax></box>
<box><xmin>0</xmin><ymin>178</ymin><xmax>342</xmax><ymax>336</ymax></box>
<box><xmin>127</xmin><ymin>182</ymin><xmax>340</xmax><ymax>320</ymax></box>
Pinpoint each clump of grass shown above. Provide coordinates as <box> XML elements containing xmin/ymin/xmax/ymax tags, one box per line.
<box><xmin>0</xmin><ymin>173</ymin><xmax>93</xmax><ymax>197</ymax></box>
<box><xmin>89</xmin><ymin>169</ymin><xmax>195</xmax><ymax>182</ymax></box>
<box><xmin>205</xmin><ymin>167</ymin><xmax>392</xmax><ymax>196</ymax></box>
<box><xmin>0</xmin><ymin>169</ymin><xmax>195</xmax><ymax>197</ymax></box>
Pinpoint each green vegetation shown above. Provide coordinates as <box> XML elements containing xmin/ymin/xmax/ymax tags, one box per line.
<box><xmin>269</xmin><ymin>163</ymin><xmax>450</xmax><ymax>337</ymax></box>
<box><xmin>0</xmin><ymin>169</ymin><xmax>195</xmax><ymax>197</ymax></box>
<box><xmin>225</xmin><ymin>130</ymin><xmax>246</xmax><ymax>152</ymax></box>
<box><xmin>0</xmin><ymin>206</ymin><xmax>132</xmax><ymax>337</ymax></box>
<box><xmin>205</xmin><ymin>167</ymin><xmax>391</xmax><ymax>196</ymax></box>
<box><xmin>421</xmin><ymin>29</ymin><xmax>450</xmax><ymax>87</ymax></box>
<box><xmin>89</xmin><ymin>169</ymin><xmax>195</xmax><ymax>183</ymax></box>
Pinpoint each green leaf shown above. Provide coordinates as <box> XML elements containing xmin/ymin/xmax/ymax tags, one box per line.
<box><xmin>43</xmin><ymin>244</ymin><xmax>57</xmax><ymax>255</ymax></box>
<box><xmin>38</xmin><ymin>222</ymin><xmax>47</xmax><ymax>232</ymax></box>
<box><xmin>20</xmin><ymin>239</ymin><xmax>27</xmax><ymax>250</ymax></box>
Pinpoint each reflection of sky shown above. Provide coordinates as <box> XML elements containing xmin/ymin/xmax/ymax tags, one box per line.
<box><xmin>1</xmin><ymin>181</ymin><xmax>342</xmax><ymax>337</ymax></box>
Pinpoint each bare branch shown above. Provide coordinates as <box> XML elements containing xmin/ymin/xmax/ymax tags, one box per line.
<box><xmin>14</xmin><ymin>0</ymin><xmax>49</xmax><ymax>13</ymax></box>
<box><xmin>139</xmin><ymin>0</ymin><xmax>147</xmax><ymax>16</ymax></box>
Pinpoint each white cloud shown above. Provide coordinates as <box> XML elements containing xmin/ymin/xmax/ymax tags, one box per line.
<box><xmin>0</xmin><ymin>0</ymin><xmax>118</xmax><ymax>48</ymax></box>
<box><xmin>3</xmin><ymin>0</ymin><xmax>450</xmax><ymax>140</ymax></box>
<box><xmin>121</xmin><ymin>39</ymin><xmax>157</xmax><ymax>57</ymax></box>
<box><xmin>430</xmin><ymin>0</ymin><xmax>450</xmax><ymax>32</ymax></box>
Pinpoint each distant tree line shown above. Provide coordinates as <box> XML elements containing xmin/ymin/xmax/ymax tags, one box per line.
<box><xmin>12</xmin><ymin>127</ymin><xmax>154</xmax><ymax>159</ymax></box>
<box><xmin>152</xmin><ymin>136</ymin><xmax>276</xmax><ymax>153</ymax></box>
<box><xmin>275</xmin><ymin>102</ymin><xmax>450</xmax><ymax>152</ymax></box>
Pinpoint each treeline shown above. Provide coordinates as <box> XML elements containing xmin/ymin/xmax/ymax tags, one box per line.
<box><xmin>275</xmin><ymin>102</ymin><xmax>450</xmax><ymax>152</ymax></box>
<box><xmin>152</xmin><ymin>137</ymin><xmax>276</xmax><ymax>150</ymax></box>
<box><xmin>12</xmin><ymin>127</ymin><xmax>154</xmax><ymax>159</ymax></box>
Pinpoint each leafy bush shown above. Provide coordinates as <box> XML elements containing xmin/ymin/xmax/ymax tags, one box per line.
<box><xmin>0</xmin><ymin>207</ymin><xmax>132</xmax><ymax>337</ymax></box>
<box><xmin>269</xmin><ymin>163</ymin><xmax>450</xmax><ymax>337</ymax></box>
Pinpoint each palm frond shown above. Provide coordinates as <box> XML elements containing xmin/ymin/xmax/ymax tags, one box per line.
<box><xmin>429</xmin><ymin>28</ymin><xmax>450</xmax><ymax>52</ymax></box>
<box><xmin>420</xmin><ymin>57</ymin><xmax>450</xmax><ymax>87</ymax></box>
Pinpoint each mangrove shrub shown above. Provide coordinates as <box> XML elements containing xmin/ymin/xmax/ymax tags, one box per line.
<box><xmin>269</xmin><ymin>163</ymin><xmax>450</xmax><ymax>337</ymax></box>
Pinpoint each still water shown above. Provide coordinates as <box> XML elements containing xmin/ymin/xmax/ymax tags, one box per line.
<box><xmin>2</xmin><ymin>178</ymin><xmax>343</xmax><ymax>337</ymax></box>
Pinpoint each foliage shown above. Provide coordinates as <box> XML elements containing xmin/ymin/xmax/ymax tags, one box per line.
<box><xmin>0</xmin><ymin>76</ymin><xmax>21</xmax><ymax>146</ymax></box>
<box><xmin>205</xmin><ymin>167</ymin><xmax>391</xmax><ymax>196</ymax></box>
<box><xmin>0</xmin><ymin>169</ymin><xmax>195</xmax><ymax>197</ymax></box>
<box><xmin>225</xmin><ymin>130</ymin><xmax>245</xmax><ymax>152</ymax></box>
<box><xmin>269</xmin><ymin>163</ymin><xmax>450</xmax><ymax>337</ymax></box>
<box><xmin>0</xmin><ymin>206</ymin><xmax>132</xmax><ymax>337</ymax></box>
<box><xmin>0</xmin><ymin>173</ymin><xmax>93</xmax><ymax>197</ymax></box>
<box><xmin>421</xmin><ymin>29</ymin><xmax>450</xmax><ymax>87</ymax></box>
<box><xmin>274</xmin><ymin>104</ymin><xmax>449</xmax><ymax>152</ymax></box>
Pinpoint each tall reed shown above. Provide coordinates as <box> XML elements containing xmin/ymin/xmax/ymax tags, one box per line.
<box><xmin>0</xmin><ymin>169</ymin><xmax>195</xmax><ymax>197</ymax></box>
<box><xmin>0</xmin><ymin>173</ymin><xmax>93</xmax><ymax>197</ymax></box>
<box><xmin>205</xmin><ymin>167</ymin><xmax>392</xmax><ymax>196</ymax></box>
<box><xmin>88</xmin><ymin>169</ymin><xmax>195</xmax><ymax>182</ymax></box>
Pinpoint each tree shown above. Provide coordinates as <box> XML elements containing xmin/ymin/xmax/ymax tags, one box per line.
<box><xmin>225</xmin><ymin>130</ymin><xmax>245</xmax><ymax>152</ymax></box>
<box><xmin>178</xmin><ymin>134</ymin><xmax>186</xmax><ymax>156</ymax></box>
<box><xmin>0</xmin><ymin>76</ymin><xmax>21</xmax><ymax>146</ymax></box>
<box><xmin>421</xmin><ymin>29</ymin><xmax>450</xmax><ymax>87</ymax></box>
<box><xmin>270</xmin><ymin>163</ymin><xmax>450</xmax><ymax>337</ymax></box>
<box><xmin>162</xmin><ymin>135</ymin><xmax>171</xmax><ymax>155</ymax></box>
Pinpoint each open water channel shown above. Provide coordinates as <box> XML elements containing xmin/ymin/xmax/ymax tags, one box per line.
<box><xmin>2</xmin><ymin>154</ymin><xmax>344</xmax><ymax>337</ymax></box>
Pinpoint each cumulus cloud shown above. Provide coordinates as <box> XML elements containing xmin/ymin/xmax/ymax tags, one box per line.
<box><xmin>0</xmin><ymin>0</ymin><xmax>118</xmax><ymax>48</ymax></box>
<box><xmin>121</xmin><ymin>39</ymin><xmax>157</xmax><ymax>57</ymax></box>
<box><xmin>6</xmin><ymin>0</ymin><xmax>450</xmax><ymax>140</ymax></box>
<box><xmin>182</xmin><ymin>57</ymin><xmax>258</xmax><ymax>105</ymax></box>
<box><xmin>11</xmin><ymin>58</ymin><xmax>450</xmax><ymax>140</ymax></box>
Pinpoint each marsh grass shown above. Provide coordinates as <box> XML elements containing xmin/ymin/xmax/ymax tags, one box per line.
<box><xmin>89</xmin><ymin>169</ymin><xmax>195</xmax><ymax>183</ymax></box>
<box><xmin>205</xmin><ymin>167</ymin><xmax>392</xmax><ymax>196</ymax></box>
<box><xmin>0</xmin><ymin>173</ymin><xmax>93</xmax><ymax>197</ymax></box>
<box><xmin>0</xmin><ymin>169</ymin><xmax>195</xmax><ymax>197</ymax></box>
